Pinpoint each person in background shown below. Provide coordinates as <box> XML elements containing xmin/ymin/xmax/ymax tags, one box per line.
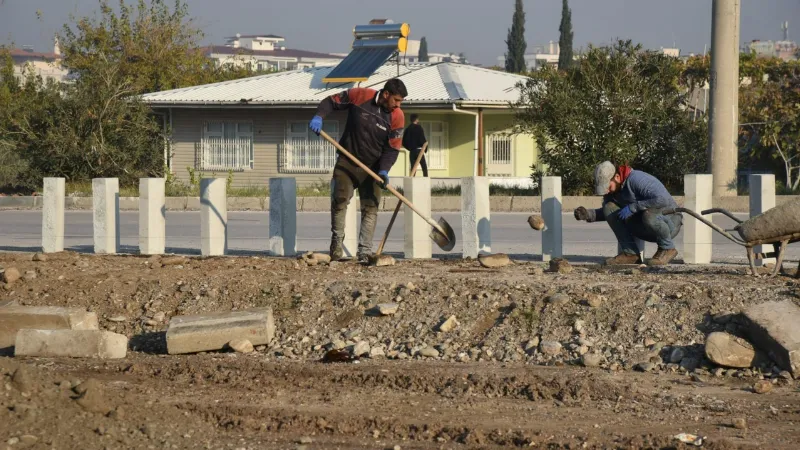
<box><xmin>402</xmin><ymin>114</ymin><xmax>428</xmax><ymax>177</ymax></box>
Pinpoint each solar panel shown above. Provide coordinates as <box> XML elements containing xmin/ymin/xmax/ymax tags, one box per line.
<box><xmin>323</xmin><ymin>23</ymin><xmax>409</xmax><ymax>83</ymax></box>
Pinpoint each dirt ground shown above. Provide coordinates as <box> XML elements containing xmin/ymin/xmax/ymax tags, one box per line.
<box><xmin>2</xmin><ymin>251</ymin><xmax>800</xmax><ymax>449</ymax></box>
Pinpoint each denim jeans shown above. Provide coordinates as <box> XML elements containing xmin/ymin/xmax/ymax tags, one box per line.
<box><xmin>604</xmin><ymin>202</ymin><xmax>682</xmax><ymax>254</ymax></box>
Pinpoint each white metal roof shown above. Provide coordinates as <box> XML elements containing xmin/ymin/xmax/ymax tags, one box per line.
<box><xmin>140</xmin><ymin>62</ymin><xmax>528</xmax><ymax>107</ymax></box>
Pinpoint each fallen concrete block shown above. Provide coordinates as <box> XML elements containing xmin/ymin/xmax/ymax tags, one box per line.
<box><xmin>166</xmin><ymin>308</ymin><xmax>275</xmax><ymax>355</ymax></box>
<box><xmin>744</xmin><ymin>300</ymin><xmax>800</xmax><ymax>378</ymax></box>
<box><xmin>0</xmin><ymin>306</ymin><xmax>99</xmax><ymax>349</ymax></box>
<box><xmin>15</xmin><ymin>329</ymin><xmax>127</xmax><ymax>359</ymax></box>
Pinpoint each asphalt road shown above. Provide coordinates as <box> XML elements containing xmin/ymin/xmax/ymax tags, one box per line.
<box><xmin>1</xmin><ymin>210</ymin><xmax>796</xmax><ymax>265</ymax></box>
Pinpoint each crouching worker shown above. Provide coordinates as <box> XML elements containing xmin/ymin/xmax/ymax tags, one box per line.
<box><xmin>573</xmin><ymin>161</ymin><xmax>683</xmax><ymax>266</ymax></box>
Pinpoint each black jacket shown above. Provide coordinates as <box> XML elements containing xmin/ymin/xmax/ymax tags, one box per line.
<box><xmin>402</xmin><ymin>123</ymin><xmax>427</xmax><ymax>152</ymax></box>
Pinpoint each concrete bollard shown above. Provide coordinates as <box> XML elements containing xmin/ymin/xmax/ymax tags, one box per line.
<box><xmin>404</xmin><ymin>177</ymin><xmax>432</xmax><ymax>259</ymax></box>
<box><xmin>200</xmin><ymin>178</ymin><xmax>227</xmax><ymax>256</ymax></box>
<box><xmin>749</xmin><ymin>174</ymin><xmax>776</xmax><ymax>266</ymax></box>
<box><xmin>92</xmin><ymin>178</ymin><xmax>120</xmax><ymax>254</ymax></box>
<box><xmin>330</xmin><ymin>179</ymin><xmax>358</xmax><ymax>258</ymax></box>
<box><xmin>42</xmin><ymin>177</ymin><xmax>65</xmax><ymax>253</ymax></box>
<box><xmin>139</xmin><ymin>178</ymin><xmax>166</xmax><ymax>255</ymax></box>
<box><xmin>269</xmin><ymin>178</ymin><xmax>296</xmax><ymax>256</ymax></box>
<box><xmin>461</xmin><ymin>177</ymin><xmax>491</xmax><ymax>258</ymax></box>
<box><xmin>683</xmin><ymin>174</ymin><xmax>713</xmax><ymax>264</ymax></box>
<box><xmin>541</xmin><ymin>176</ymin><xmax>563</xmax><ymax>262</ymax></box>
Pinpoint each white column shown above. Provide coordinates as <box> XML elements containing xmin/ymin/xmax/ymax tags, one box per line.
<box><xmin>269</xmin><ymin>178</ymin><xmax>296</xmax><ymax>256</ymax></box>
<box><xmin>541</xmin><ymin>176</ymin><xmax>563</xmax><ymax>262</ymax></box>
<box><xmin>200</xmin><ymin>178</ymin><xmax>227</xmax><ymax>256</ymax></box>
<box><xmin>404</xmin><ymin>177</ymin><xmax>432</xmax><ymax>259</ymax></box>
<box><xmin>749</xmin><ymin>174</ymin><xmax>776</xmax><ymax>266</ymax></box>
<box><xmin>683</xmin><ymin>174</ymin><xmax>713</xmax><ymax>264</ymax></box>
<box><xmin>331</xmin><ymin>179</ymin><xmax>358</xmax><ymax>258</ymax></box>
<box><xmin>92</xmin><ymin>178</ymin><xmax>120</xmax><ymax>254</ymax></box>
<box><xmin>42</xmin><ymin>177</ymin><xmax>65</xmax><ymax>253</ymax></box>
<box><xmin>139</xmin><ymin>178</ymin><xmax>166</xmax><ymax>255</ymax></box>
<box><xmin>461</xmin><ymin>176</ymin><xmax>491</xmax><ymax>258</ymax></box>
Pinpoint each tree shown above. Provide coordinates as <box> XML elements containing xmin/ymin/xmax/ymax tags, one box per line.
<box><xmin>514</xmin><ymin>40</ymin><xmax>708</xmax><ymax>194</ymax></box>
<box><xmin>418</xmin><ymin>37</ymin><xmax>429</xmax><ymax>62</ymax></box>
<box><xmin>558</xmin><ymin>0</ymin><xmax>574</xmax><ymax>70</ymax></box>
<box><xmin>504</xmin><ymin>0</ymin><xmax>527</xmax><ymax>73</ymax></box>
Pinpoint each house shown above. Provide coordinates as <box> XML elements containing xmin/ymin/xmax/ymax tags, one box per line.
<box><xmin>6</xmin><ymin>39</ymin><xmax>68</xmax><ymax>83</ymax></box>
<box><xmin>141</xmin><ymin>61</ymin><xmax>538</xmax><ymax>188</ymax></box>
<box><xmin>205</xmin><ymin>34</ymin><xmax>343</xmax><ymax>71</ymax></box>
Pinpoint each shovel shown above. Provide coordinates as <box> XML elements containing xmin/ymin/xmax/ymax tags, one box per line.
<box><xmin>319</xmin><ymin>130</ymin><xmax>455</xmax><ymax>252</ymax></box>
<box><xmin>375</xmin><ymin>142</ymin><xmax>429</xmax><ymax>256</ymax></box>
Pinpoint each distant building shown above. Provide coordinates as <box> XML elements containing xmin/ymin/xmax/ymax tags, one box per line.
<box><xmin>496</xmin><ymin>41</ymin><xmax>560</xmax><ymax>71</ymax></box>
<box><xmin>745</xmin><ymin>39</ymin><xmax>798</xmax><ymax>61</ymax></box>
<box><xmin>660</xmin><ymin>47</ymin><xmax>681</xmax><ymax>58</ymax></box>
<box><xmin>403</xmin><ymin>39</ymin><xmax>467</xmax><ymax>64</ymax></box>
<box><xmin>205</xmin><ymin>34</ymin><xmax>343</xmax><ymax>71</ymax></box>
<box><xmin>5</xmin><ymin>38</ymin><xmax>68</xmax><ymax>83</ymax></box>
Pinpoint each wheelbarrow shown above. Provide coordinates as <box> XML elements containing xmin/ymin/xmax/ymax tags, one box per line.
<box><xmin>663</xmin><ymin>198</ymin><xmax>800</xmax><ymax>277</ymax></box>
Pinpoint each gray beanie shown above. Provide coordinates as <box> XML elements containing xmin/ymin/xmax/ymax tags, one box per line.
<box><xmin>593</xmin><ymin>161</ymin><xmax>616</xmax><ymax>195</ymax></box>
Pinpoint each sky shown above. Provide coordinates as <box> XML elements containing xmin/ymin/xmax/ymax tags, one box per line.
<box><xmin>1</xmin><ymin>0</ymin><xmax>798</xmax><ymax>66</ymax></box>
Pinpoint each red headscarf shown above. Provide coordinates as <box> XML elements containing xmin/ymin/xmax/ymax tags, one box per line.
<box><xmin>616</xmin><ymin>165</ymin><xmax>633</xmax><ymax>185</ymax></box>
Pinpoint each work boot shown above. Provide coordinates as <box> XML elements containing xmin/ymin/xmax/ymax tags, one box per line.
<box><xmin>356</xmin><ymin>251</ymin><xmax>373</xmax><ymax>264</ymax></box>
<box><xmin>329</xmin><ymin>241</ymin><xmax>344</xmax><ymax>262</ymax></box>
<box><xmin>647</xmin><ymin>248</ymin><xmax>678</xmax><ymax>266</ymax></box>
<box><xmin>604</xmin><ymin>253</ymin><xmax>642</xmax><ymax>266</ymax></box>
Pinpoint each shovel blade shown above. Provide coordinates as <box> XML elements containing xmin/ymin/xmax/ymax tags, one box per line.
<box><xmin>429</xmin><ymin>217</ymin><xmax>456</xmax><ymax>252</ymax></box>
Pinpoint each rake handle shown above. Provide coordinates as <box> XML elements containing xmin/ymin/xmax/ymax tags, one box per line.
<box><xmin>320</xmin><ymin>131</ymin><xmax>445</xmax><ymax>235</ymax></box>
<box><xmin>376</xmin><ymin>142</ymin><xmax>429</xmax><ymax>255</ymax></box>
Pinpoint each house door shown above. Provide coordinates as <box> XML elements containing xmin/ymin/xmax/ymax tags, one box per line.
<box><xmin>485</xmin><ymin>133</ymin><xmax>514</xmax><ymax>176</ymax></box>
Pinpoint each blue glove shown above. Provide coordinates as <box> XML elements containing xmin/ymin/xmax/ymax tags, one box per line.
<box><xmin>309</xmin><ymin>115</ymin><xmax>323</xmax><ymax>135</ymax></box>
<box><xmin>377</xmin><ymin>170</ymin><xmax>390</xmax><ymax>190</ymax></box>
<box><xmin>618</xmin><ymin>205</ymin><xmax>634</xmax><ymax>220</ymax></box>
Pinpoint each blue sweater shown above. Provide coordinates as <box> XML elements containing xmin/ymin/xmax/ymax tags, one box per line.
<box><xmin>587</xmin><ymin>170</ymin><xmax>678</xmax><ymax>222</ymax></box>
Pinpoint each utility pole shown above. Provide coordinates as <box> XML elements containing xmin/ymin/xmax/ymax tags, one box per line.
<box><xmin>708</xmin><ymin>0</ymin><xmax>741</xmax><ymax>196</ymax></box>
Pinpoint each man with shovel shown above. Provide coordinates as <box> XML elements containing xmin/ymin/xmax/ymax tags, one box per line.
<box><xmin>309</xmin><ymin>78</ymin><xmax>408</xmax><ymax>262</ymax></box>
<box><xmin>573</xmin><ymin>161</ymin><xmax>683</xmax><ymax>266</ymax></box>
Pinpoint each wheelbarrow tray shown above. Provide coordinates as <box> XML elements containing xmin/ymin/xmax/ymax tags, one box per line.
<box><xmin>736</xmin><ymin>197</ymin><xmax>800</xmax><ymax>243</ymax></box>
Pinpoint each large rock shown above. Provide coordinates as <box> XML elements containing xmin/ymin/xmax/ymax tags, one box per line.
<box><xmin>166</xmin><ymin>308</ymin><xmax>275</xmax><ymax>355</ymax></box>
<box><xmin>15</xmin><ymin>329</ymin><xmax>127</xmax><ymax>359</ymax></box>
<box><xmin>743</xmin><ymin>300</ymin><xmax>800</xmax><ymax>378</ymax></box>
<box><xmin>2</xmin><ymin>267</ymin><xmax>21</xmax><ymax>284</ymax></box>
<box><xmin>478</xmin><ymin>253</ymin><xmax>511</xmax><ymax>268</ymax></box>
<box><xmin>437</xmin><ymin>315</ymin><xmax>459</xmax><ymax>333</ymax></box>
<box><xmin>0</xmin><ymin>306</ymin><xmax>99</xmax><ymax>350</ymax></box>
<box><xmin>704</xmin><ymin>332</ymin><xmax>756</xmax><ymax>368</ymax></box>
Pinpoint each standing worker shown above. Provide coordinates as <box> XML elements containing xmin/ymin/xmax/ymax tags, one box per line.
<box><xmin>573</xmin><ymin>161</ymin><xmax>683</xmax><ymax>266</ymax></box>
<box><xmin>402</xmin><ymin>114</ymin><xmax>428</xmax><ymax>177</ymax></box>
<box><xmin>309</xmin><ymin>78</ymin><xmax>408</xmax><ymax>262</ymax></box>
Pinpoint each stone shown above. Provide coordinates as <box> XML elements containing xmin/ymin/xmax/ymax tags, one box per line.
<box><xmin>584</xmin><ymin>294</ymin><xmax>603</xmax><ymax>308</ymax></box>
<box><xmin>404</xmin><ymin>177</ymin><xmax>433</xmax><ymax>259</ymax></box>
<box><xmin>352</xmin><ymin>341</ymin><xmax>370</xmax><ymax>357</ymax></box>
<box><xmin>23</xmin><ymin>271</ymin><xmax>36</xmax><ymax>281</ymax></box>
<box><xmin>166</xmin><ymin>308</ymin><xmax>274</xmax><ymax>355</ymax></box>
<box><xmin>540</xmin><ymin>340</ymin><xmax>562</xmax><ymax>356</ymax></box>
<box><xmin>743</xmin><ymin>300</ymin><xmax>800</xmax><ymax>378</ymax></box>
<box><xmin>546</xmin><ymin>293</ymin><xmax>570</xmax><ymax>306</ymax></box>
<box><xmin>461</xmin><ymin>177</ymin><xmax>491</xmax><ymax>258</ymax></box>
<box><xmin>525</xmin><ymin>337</ymin><xmax>540</xmax><ymax>352</ymax></box>
<box><xmin>373</xmin><ymin>255</ymin><xmax>396</xmax><ymax>267</ymax></box>
<box><xmin>32</xmin><ymin>253</ymin><xmax>47</xmax><ymax>262</ymax></box>
<box><xmin>669</xmin><ymin>347</ymin><xmax>686</xmax><ymax>364</ymax></box>
<box><xmin>573</xmin><ymin>320</ymin><xmax>585</xmax><ymax>333</ymax></box>
<box><xmin>228</xmin><ymin>339</ymin><xmax>254</xmax><ymax>353</ymax></box>
<box><xmin>733</xmin><ymin>418</ymin><xmax>747</xmax><ymax>429</ymax></box>
<box><xmin>753</xmin><ymin>379</ymin><xmax>773</xmax><ymax>394</ymax></box>
<box><xmin>160</xmin><ymin>256</ymin><xmax>186</xmax><ymax>267</ymax></box>
<box><xmin>0</xmin><ymin>306</ymin><xmax>99</xmax><ymax>349</ymax></box>
<box><xmin>705</xmin><ymin>332</ymin><xmax>756</xmax><ymax>368</ymax></box>
<box><xmin>634</xmin><ymin>362</ymin><xmax>656</xmax><ymax>372</ymax></box>
<box><xmin>548</xmin><ymin>258</ymin><xmax>572</xmax><ymax>274</ymax></box>
<box><xmin>15</xmin><ymin>329</ymin><xmax>128</xmax><ymax>359</ymax></box>
<box><xmin>2</xmin><ymin>267</ymin><xmax>21</xmax><ymax>284</ymax></box>
<box><xmin>12</xmin><ymin>366</ymin><xmax>35</xmax><ymax>393</ymax></box>
<box><xmin>375</xmin><ymin>303</ymin><xmax>399</xmax><ymax>316</ymax></box>
<box><xmin>582</xmin><ymin>353</ymin><xmax>603</xmax><ymax>367</ymax></box>
<box><xmin>419</xmin><ymin>347</ymin><xmax>440</xmax><ymax>358</ymax></box>
<box><xmin>527</xmin><ymin>215</ymin><xmax>545</xmax><ymax>230</ymax></box>
<box><xmin>645</xmin><ymin>294</ymin><xmax>661</xmax><ymax>307</ymax></box>
<box><xmin>478</xmin><ymin>253</ymin><xmax>511</xmax><ymax>268</ymax></box>
<box><xmin>309</xmin><ymin>253</ymin><xmax>331</xmax><ymax>264</ymax></box>
<box><xmin>152</xmin><ymin>311</ymin><xmax>166</xmax><ymax>323</ymax></box>
<box><xmin>437</xmin><ymin>315</ymin><xmax>459</xmax><ymax>333</ymax></box>
<box><xmin>369</xmin><ymin>347</ymin><xmax>385</xmax><ymax>358</ymax></box>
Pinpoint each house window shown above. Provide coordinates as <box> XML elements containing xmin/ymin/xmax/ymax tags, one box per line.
<box><xmin>200</xmin><ymin>121</ymin><xmax>254</xmax><ymax>171</ymax></box>
<box><xmin>487</xmin><ymin>133</ymin><xmax>513</xmax><ymax>165</ymax></box>
<box><xmin>420</xmin><ymin>121</ymin><xmax>448</xmax><ymax>170</ymax></box>
<box><xmin>280</xmin><ymin>121</ymin><xmax>339</xmax><ymax>173</ymax></box>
